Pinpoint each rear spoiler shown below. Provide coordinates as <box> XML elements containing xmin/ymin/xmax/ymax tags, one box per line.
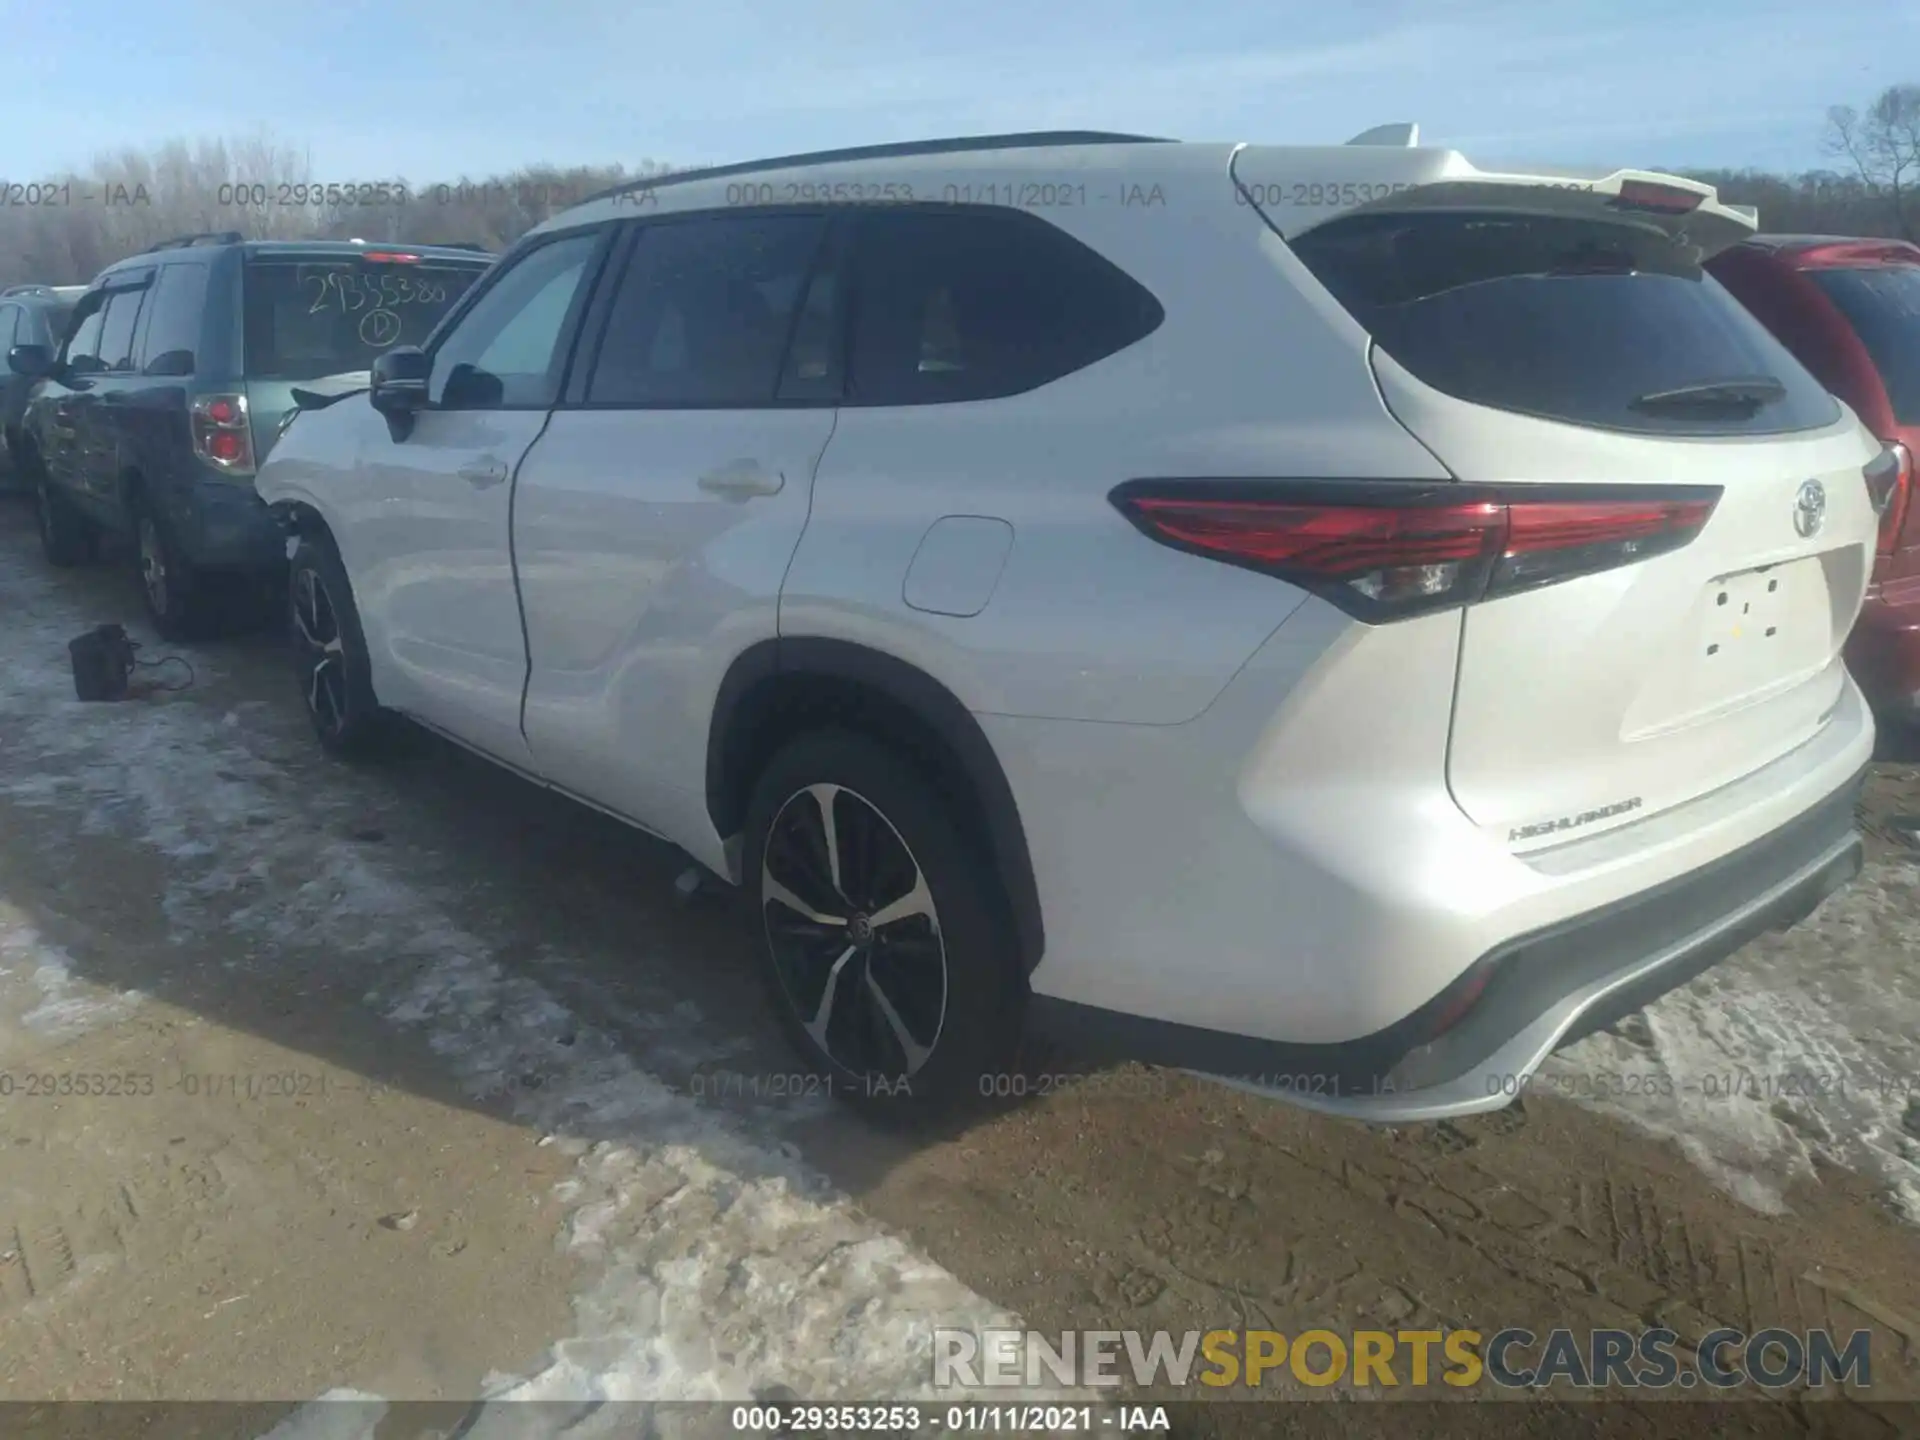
<box><xmin>1233</xmin><ymin>142</ymin><xmax>1760</xmax><ymax>260</ymax></box>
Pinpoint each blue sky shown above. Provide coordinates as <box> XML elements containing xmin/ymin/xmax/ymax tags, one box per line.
<box><xmin>0</xmin><ymin>0</ymin><xmax>1911</xmax><ymax>182</ymax></box>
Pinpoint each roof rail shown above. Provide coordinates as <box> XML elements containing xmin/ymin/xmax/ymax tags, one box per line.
<box><xmin>579</xmin><ymin>130</ymin><xmax>1174</xmax><ymax>208</ymax></box>
<box><xmin>0</xmin><ymin>283</ymin><xmax>56</xmax><ymax>297</ymax></box>
<box><xmin>144</xmin><ymin>230</ymin><xmax>246</xmax><ymax>253</ymax></box>
<box><xmin>1345</xmin><ymin>123</ymin><xmax>1419</xmax><ymax>147</ymax></box>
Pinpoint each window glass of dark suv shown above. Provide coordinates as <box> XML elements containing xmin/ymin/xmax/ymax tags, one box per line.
<box><xmin>141</xmin><ymin>263</ymin><xmax>210</xmax><ymax>376</ymax></box>
<box><xmin>243</xmin><ymin>253</ymin><xmax>489</xmax><ymax>381</ymax></box>
<box><xmin>843</xmin><ymin>207</ymin><xmax>1164</xmax><ymax>406</ymax></box>
<box><xmin>1804</xmin><ymin>265</ymin><xmax>1920</xmax><ymax>425</ymax></box>
<box><xmin>1289</xmin><ymin>211</ymin><xmax>1842</xmax><ymax>437</ymax></box>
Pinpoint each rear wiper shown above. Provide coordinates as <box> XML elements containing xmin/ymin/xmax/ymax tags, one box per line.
<box><xmin>1628</xmin><ymin>376</ymin><xmax>1786</xmax><ymax>415</ymax></box>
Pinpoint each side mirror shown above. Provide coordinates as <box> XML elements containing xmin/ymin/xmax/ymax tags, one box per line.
<box><xmin>369</xmin><ymin>346</ymin><xmax>430</xmax><ymax>417</ymax></box>
<box><xmin>8</xmin><ymin>343</ymin><xmax>54</xmax><ymax>379</ymax></box>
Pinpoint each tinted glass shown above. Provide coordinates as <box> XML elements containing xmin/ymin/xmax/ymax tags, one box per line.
<box><xmin>141</xmin><ymin>264</ymin><xmax>209</xmax><ymax>376</ymax></box>
<box><xmin>429</xmin><ymin>231</ymin><xmax>601</xmax><ymax>409</ymax></box>
<box><xmin>63</xmin><ymin>300</ymin><xmax>106</xmax><ymax>373</ymax></box>
<box><xmin>1807</xmin><ymin>265</ymin><xmax>1920</xmax><ymax>426</ymax></box>
<box><xmin>585</xmin><ymin>214</ymin><xmax>828</xmax><ymax>406</ymax></box>
<box><xmin>96</xmin><ymin>280</ymin><xmax>151</xmax><ymax>372</ymax></box>
<box><xmin>245</xmin><ymin>256</ymin><xmax>488</xmax><ymax>382</ymax></box>
<box><xmin>41</xmin><ymin>302</ymin><xmax>75</xmax><ymax>348</ymax></box>
<box><xmin>1289</xmin><ymin>212</ymin><xmax>1841</xmax><ymax>436</ymax></box>
<box><xmin>844</xmin><ymin>208</ymin><xmax>1163</xmax><ymax>406</ymax></box>
<box><xmin>0</xmin><ymin>306</ymin><xmax>18</xmax><ymax>348</ymax></box>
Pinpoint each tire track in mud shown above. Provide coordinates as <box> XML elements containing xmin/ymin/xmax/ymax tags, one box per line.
<box><xmin>862</xmin><ymin>1080</ymin><xmax>1920</xmax><ymax>1421</ymax></box>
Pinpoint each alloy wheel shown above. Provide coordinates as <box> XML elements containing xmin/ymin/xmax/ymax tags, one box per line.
<box><xmin>761</xmin><ymin>782</ymin><xmax>948</xmax><ymax>1079</ymax></box>
<box><xmin>291</xmin><ymin>565</ymin><xmax>348</xmax><ymax>736</ymax></box>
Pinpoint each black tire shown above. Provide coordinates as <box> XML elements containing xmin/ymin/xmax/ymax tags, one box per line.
<box><xmin>33</xmin><ymin>465</ymin><xmax>98</xmax><ymax>568</ymax></box>
<box><xmin>129</xmin><ymin>489</ymin><xmax>211</xmax><ymax>640</ymax></box>
<box><xmin>743</xmin><ymin>728</ymin><xmax>1026</xmax><ymax>1122</ymax></box>
<box><xmin>289</xmin><ymin>529</ymin><xmax>390</xmax><ymax>759</ymax></box>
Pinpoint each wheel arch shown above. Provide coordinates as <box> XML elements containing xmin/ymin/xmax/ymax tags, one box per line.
<box><xmin>708</xmin><ymin>637</ymin><xmax>1046</xmax><ymax>974</ymax></box>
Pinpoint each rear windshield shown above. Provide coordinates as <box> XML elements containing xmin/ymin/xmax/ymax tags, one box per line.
<box><xmin>243</xmin><ymin>257</ymin><xmax>487</xmax><ymax>380</ymax></box>
<box><xmin>1288</xmin><ymin>211</ymin><xmax>1841</xmax><ymax>436</ymax></box>
<box><xmin>1805</xmin><ymin>265</ymin><xmax>1920</xmax><ymax>425</ymax></box>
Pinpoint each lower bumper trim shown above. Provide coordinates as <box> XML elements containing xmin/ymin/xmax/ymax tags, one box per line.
<box><xmin>1028</xmin><ymin>766</ymin><xmax>1867</xmax><ymax>1122</ymax></box>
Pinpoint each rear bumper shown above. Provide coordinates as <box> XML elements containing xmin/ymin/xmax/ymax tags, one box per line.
<box><xmin>1029</xmin><ymin>763</ymin><xmax>1866</xmax><ymax>1122</ymax></box>
<box><xmin>179</xmin><ymin>474</ymin><xmax>283</xmax><ymax>571</ymax></box>
<box><xmin>1847</xmin><ymin>579</ymin><xmax>1920</xmax><ymax>720</ymax></box>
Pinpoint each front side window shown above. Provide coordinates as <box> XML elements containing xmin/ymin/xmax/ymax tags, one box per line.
<box><xmin>428</xmin><ymin>231</ymin><xmax>603</xmax><ymax>409</ymax></box>
<box><xmin>584</xmin><ymin>214</ymin><xmax>829</xmax><ymax>406</ymax></box>
<box><xmin>62</xmin><ymin>297</ymin><xmax>107</xmax><ymax>373</ymax></box>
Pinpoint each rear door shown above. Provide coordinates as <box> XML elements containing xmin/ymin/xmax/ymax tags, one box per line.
<box><xmin>84</xmin><ymin>268</ymin><xmax>155</xmax><ymax>507</ymax></box>
<box><xmin>1276</xmin><ymin>188</ymin><xmax>1879</xmax><ymax>845</ymax></box>
<box><xmin>517</xmin><ymin>211</ymin><xmax>840</xmax><ymax>827</ymax></box>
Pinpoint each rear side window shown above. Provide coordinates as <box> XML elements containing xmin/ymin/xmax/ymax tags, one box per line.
<box><xmin>1289</xmin><ymin>211</ymin><xmax>1841</xmax><ymax>436</ymax></box>
<box><xmin>141</xmin><ymin>264</ymin><xmax>209</xmax><ymax>376</ymax></box>
<box><xmin>845</xmin><ymin>207</ymin><xmax>1163</xmax><ymax>406</ymax></box>
<box><xmin>1805</xmin><ymin>266</ymin><xmax>1920</xmax><ymax>426</ymax></box>
<box><xmin>0</xmin><ymin>306</ymin><xmax>18</xmax><ymax>348</ymax></box>
<box><xmin>584</xmin><ymin>213</ymin><xmax>828</xmax><ymax>406</ymax></box>
<box><xmin>244</xmin><ymin>256</ymin><xmax>487</xmax><ymax>381</ymax></box>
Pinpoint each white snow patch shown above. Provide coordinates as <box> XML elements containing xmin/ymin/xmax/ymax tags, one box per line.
<box><xmin>0</xmin><ymin>904</ymin><xmax>142</xmax><ymax>1045</ymax></box>
<box><xmin>1545</xmin><ymin>860</ymin><xmax>1920</xmax><ymax>1220</ymax></box>
<box><xmin>254</xmin><ymin>1390</ymin><xmax>386</xmax><ymax>1440</ymax></box>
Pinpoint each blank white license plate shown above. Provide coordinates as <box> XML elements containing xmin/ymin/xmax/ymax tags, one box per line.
<box><xmin>1694</xmin><ymin>558</ymin><xmax>1826</xmax><ymax>691</ymax></box>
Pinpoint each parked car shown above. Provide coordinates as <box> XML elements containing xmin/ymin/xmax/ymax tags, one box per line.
<box><xmin>255</xmin><ymin>129</ymin><xmax>1882</xmax><ymax>1121</ymax></box>
<box><xmin>1707</xmin><ymin>236</ymin><xmax>1920</xmax><ymax>725</ymax></box>
<box><xmin>0</xmin><ymin>283</ymin><xmax>84</xmax><ymax>492</ymax></box>
<box><xmin>8</xmin><ymin>233</ymin><xmax>495</xmax><ymax>638</ymax></box>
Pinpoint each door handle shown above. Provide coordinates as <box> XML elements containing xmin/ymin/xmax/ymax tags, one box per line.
<box><xmin>457</xmin><ymin>457</ymin><xmax>509</xmax><ymax>488</ymax></box>
<box><xmin>697</xmin><ymin>459</ymin><xmax>784</xmax><ymax>499</ymax></box>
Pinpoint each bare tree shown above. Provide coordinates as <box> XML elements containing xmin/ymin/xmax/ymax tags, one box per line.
<box><xmin>1824</xmin><ymin>83</ymin><xmax>1920</xmax><ymax>241</ymax></box>
<box><xmin>0</xmin><ymin>134</ymin><xmax>679</xmax><ymax>287</ymax></box>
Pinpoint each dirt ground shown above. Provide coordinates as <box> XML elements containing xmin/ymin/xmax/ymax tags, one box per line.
<box><xmin>1</xmin><ymin>499</ymin><xmax>1918</xmax><ymax>1439</ymax></box>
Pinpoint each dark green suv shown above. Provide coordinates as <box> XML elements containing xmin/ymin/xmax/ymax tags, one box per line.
<box><xmin>9</xmin><ymin>233</ymin><xmax>493</xmax><ymax>637</ymax></box>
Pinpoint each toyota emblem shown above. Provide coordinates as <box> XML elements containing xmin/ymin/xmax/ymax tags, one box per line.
<box><xmin>1793</xmin><ymin>479</ymin><xmax>1826</xmax><ymax>538</ymax></box>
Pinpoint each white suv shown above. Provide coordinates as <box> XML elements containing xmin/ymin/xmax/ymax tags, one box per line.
<box><xmin>256</xmin><ymin>126</ymin><xmax>1886</xmax><ymax>1121</ymax></box>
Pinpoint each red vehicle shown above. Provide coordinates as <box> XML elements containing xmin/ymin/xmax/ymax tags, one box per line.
<box><xmin>1707</xmin><ymin>236</ymin><xmax>1920</xmax><ymax>726</ymax></box>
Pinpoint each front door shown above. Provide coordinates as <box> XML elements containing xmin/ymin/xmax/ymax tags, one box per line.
<box><xmin>340</xmin><ymin>225</ymin><xmax>613</xmax><ymax>766</ymax></box>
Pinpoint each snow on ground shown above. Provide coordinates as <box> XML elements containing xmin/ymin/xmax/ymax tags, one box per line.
<box><xmin>0</xmin><ymin>902</ymin><xmax>143</xmax><ymax>1045</ymax></box>
<box><xmin>1544</xmin><ymin>854</ymin><xmax>1920</xmax><ymax>1222</ymax></box>
<box><xmin>0</xmin><ymin>561</ymin><xmax>1102</xmax><ymax>1420</ymax></box>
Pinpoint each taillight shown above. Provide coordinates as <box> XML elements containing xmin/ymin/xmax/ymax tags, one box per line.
<box><xmin>1866</xmin><ymin>442</ymin><xmax>1913</xmax><ymax>558</ymax></box>
<box><xmin>1110</xmin><ymin>480</ymin><xmax>1722</xmax><ymax>622</ymax></box>
<box><xmin>191</xmin><ymin>393</ymin><xmax>255</xmax><ymax>477</ymax></box>
<box><xmin>363</xmin><ymin>251</ymin><xmax>420</xmax><ymax>263</ymax></box>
